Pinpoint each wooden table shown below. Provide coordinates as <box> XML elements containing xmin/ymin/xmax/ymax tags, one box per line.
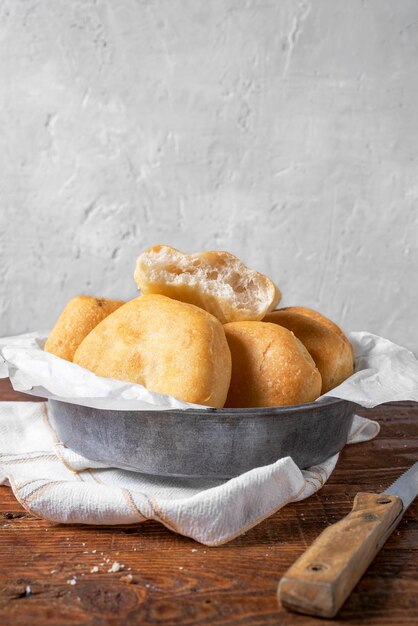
<box><xmin>0</xmin><ymin>378</ymin><xmax>417</xmax><ymax>626</ymax></box>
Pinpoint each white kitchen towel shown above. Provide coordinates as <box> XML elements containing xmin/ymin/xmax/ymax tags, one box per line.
<box><xmin>0</xmin><ymin>401</ymin><xmax>379</xmax><ymax>546</ymax></box>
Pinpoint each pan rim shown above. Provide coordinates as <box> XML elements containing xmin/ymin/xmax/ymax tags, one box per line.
<box><xmin>49</xmin><ymin>395</ymin><xmax>350</xmax><ymax>416</ymax></box>
<box><xmin>200</xmin><ymin>396</ymin><xmax>348</xmax><ymax>414</ymax></box>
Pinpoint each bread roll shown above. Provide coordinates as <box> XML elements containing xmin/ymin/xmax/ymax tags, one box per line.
<box><xmin>134</xmin><ymin>245</ymin><xmax>280</xmax><ymax>324</ymax></box>
<box><xmin>44</xmin><ymin>295</ymin><xmax>124</xmax><ymax>362</ymax></box>
<box><xmin>278</xmin><ymin>306</ymin><xmax>346</xmax><ymax>340</ymax></box>
<box><xmin>73</xmin><ymin>294</ymin><xmax>232</xmax><ymax>408</ymax></box>
<box><xmin>223</xmin><ymin>321</ymin><xmax>322</xmax><ymax>408</ymax></box>
<box><xmin>264</xmin><ymin>311</ymin><xmax>354</xmax><ymax>393</ymax></box>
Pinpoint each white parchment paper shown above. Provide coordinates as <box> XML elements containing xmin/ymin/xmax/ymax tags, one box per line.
<box><xmin>1</xmin><ymin>330</ymin><xmax>417</xmax><ymax>410</ymax></box>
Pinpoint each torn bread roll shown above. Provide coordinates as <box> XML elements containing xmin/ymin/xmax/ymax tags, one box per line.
<box><xmin>223</xmin><ymin>321</ymin><xmax>322</xmax><ymax>408</ymax></box>
<box><xmin>73</xmin><ymin>294</ymin><xmax>232</xmax><ymax>408</ymax></box>
<box><xmin>44</xmin><ymin>295</ymin><xmax>124</xmax><ymax>362</ymax></box>
<box><xmin>134</xmin><ymin>245</ymin><xmax>281</xmax><ymax>324</ymax></box>
<box><xmin>264</xmin><ymin>310</ymin><xmax>354</xmax><ymax>393</ymax></box>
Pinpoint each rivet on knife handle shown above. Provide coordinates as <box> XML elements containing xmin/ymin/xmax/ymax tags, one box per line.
<box><xmin>278</xmin><ymin>492</ymin><xmax>403</xmax><ymax>618</ymax></box>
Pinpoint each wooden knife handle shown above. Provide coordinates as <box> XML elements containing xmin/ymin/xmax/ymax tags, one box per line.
<box><xmin>278</xmin><ymin>492</ymin><xmax>403</xmax><ymax>618</ymax></box>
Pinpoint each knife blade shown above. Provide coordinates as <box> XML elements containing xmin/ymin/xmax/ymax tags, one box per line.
<box><xmin>384</xmin><ymin>461</ymin><xmax>418</xmax><ymax>509</ymax></box>
<box><xmin>278</xmin><ymin>461</ymin><xmax>418</xmax><ymax>618</ymax></box>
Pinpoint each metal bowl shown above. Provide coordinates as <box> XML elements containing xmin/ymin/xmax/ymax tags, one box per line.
<box><xmin>47</xmin><ymin>397</ymin><xmax>357</xmax><ymax>478</ymax></box>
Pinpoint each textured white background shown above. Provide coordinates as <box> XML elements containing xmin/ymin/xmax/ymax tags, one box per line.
<box><xmin>0</xmin><ymin>0</ymin><xmax>417</xmax><ymax>352</ymax></box>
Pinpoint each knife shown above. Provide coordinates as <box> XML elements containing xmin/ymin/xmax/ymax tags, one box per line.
<box><xmin>278</xmin><ymin>461</ymin><xmax>418</xmax><ymax>618</ymax></box>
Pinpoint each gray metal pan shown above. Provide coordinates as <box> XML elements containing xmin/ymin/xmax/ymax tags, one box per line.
<box><xmin>47</xmin><ymin>397</ymin><xmax>357</xmax><ymax>478</ymax></box>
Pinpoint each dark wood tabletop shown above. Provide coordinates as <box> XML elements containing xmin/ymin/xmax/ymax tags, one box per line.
<box><xmin>0</xmin><ymin>377</ymin><xmax>417</xmax><ymax>626</ymax></box>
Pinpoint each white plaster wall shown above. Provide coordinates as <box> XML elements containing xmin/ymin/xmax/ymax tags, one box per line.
<box><xmin>0</xmin><ymin>0</ymin><xmax>417</xmax><ymax>352</ymax></box>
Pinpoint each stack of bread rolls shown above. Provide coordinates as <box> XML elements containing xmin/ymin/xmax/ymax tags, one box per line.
<box><xmin>45</xmin><ymin>245</ymin><xmax>354</xmax><ymax>408</ymax></box>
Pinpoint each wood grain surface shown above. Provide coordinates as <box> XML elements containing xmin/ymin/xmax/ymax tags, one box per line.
<box><xmin>0</xmin><ymin>377</ymin><xmax>417</xmax><ymax>625</ymax></box>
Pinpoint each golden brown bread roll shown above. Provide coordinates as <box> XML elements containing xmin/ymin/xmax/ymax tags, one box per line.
<box><xmin>44</xmin><ymin>295</ymin><xmax>124</xmax><ymax>362</ymax></box>
<box><xmin>223</xmin><ymin>321</ymin><xmax>322</xmax><ymax>408</ymax></box>
<box><xmin>264</xmin><ymin>311</ymin><xmax>354</xmax><ymax>393</ymax></box>
<box><xmin>278</xmin><ymin>306</ymin><xmax>346</xmax><ymax>340</ymax></box>
<box><xmin>73</xmin><ymin>294</ymin><xmax>232</xmax><ymax>408</ymax></box>
<box><xmin>134</xmin><ymin>245</ymin><xmax>281</xmax><ymax>324</ymax></box>
<box><xmin>278</xmin><ymin>305</ymin><xmax>354</xmax><ymax>360</ymax></box>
